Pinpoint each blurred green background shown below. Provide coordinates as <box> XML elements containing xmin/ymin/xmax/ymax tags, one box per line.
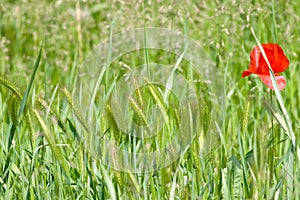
<box><xmin>0</xmin><ymin>0</ymin><xmax>299</xmax><ymax>199</ymax></box>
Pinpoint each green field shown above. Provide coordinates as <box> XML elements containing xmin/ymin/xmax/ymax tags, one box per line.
<box><xmin>0</xmin><ymin>0</ymin><xmax>299</xmax><ymax>199</ymax></box>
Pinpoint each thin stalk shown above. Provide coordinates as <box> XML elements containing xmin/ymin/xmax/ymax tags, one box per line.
<box><xmin>269</xmin><ymin>90</ymin><xmax>274</xmax><ymax>188</ymax></box>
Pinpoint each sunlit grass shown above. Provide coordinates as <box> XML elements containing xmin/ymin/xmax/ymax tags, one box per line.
<box><xmin>0</xmin><ymin>0</ymin><xmax>299</xmax><ymax>199</ymax></box>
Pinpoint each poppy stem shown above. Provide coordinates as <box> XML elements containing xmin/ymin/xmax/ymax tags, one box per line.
<box><xmin>269</xmin><ymin>90</ymin><xmax>275</xmax><ymax>183</ymax></box>
<box><xmin>270</xmin><ymin>91</ymin><xmax>273</xmax><ymax>133</ymax></box>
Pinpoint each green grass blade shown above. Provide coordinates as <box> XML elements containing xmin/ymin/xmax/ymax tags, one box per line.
<box><xmin>101</xmin><ymin>165</ymin><xmax>117</xmax><ymax>200</ymax></box>
<box><xmin>238</xmin><ymin>128</ymin><xmax>249</xmax><ymax>197</ymax></box>
<box><xmin>164</xmin><ymin>43</ymin><xmax>189</xmax><ymax>102</ymax></box>
<box><xmin>18</xmin><ymin>41</ymin><xmax>43</xmax><ymax>117</ymax></box>
<box><xmin>88</xmin><ymin>17</ymin><xmax>115</xmax><ymax>116</ymax></box>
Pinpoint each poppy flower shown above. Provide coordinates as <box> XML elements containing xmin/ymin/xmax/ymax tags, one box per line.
<box><xmin>242</xmin><ymin>43</ymin><xmax>289</xmax><ymax>90</ymax></box>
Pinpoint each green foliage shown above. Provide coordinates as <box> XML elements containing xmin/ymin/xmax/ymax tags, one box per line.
<box><xmin>0</xmin><ymin>0</ymin><xmax>299</xmax><ymax>199</ymax></box>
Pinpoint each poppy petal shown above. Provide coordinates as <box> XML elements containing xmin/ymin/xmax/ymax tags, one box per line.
<box><xmin>248</xmin><ymin>46</ymin><xmax>261</xmax><ymax>72</ymax></box>
<box><xmin>258</xmin><ymin>74</ymin><xmax>286</xmax><ymax>90</ymax></box>
<box><xmin>242</xmin><ymin>70</ymin><xmax>252</xmax><ymax>77</ymax></box>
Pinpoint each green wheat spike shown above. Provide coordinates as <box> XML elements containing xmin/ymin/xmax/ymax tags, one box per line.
<box><xmin>100</xmin><ymin>114</ymin><xmax>107</xmax><ymax>134</ymax></box>
<box><xmin>242</xmin><ymin>98</ymin><xmax>250</xmax><ymax>133</ymax></box>
<box><xmin>105</xmin><ymin>105</ymin><xmax>121</xmax><ymax>142</ymax></box>
<box><xmin>105</xmin><ymin>105</ymin><xmax>118</xmax><ymax>131</ymax></box>
<box><xmin>201</xmin><ymin>98</ymin><xmax>210</xmax><ymax>135</ymax></box>
<box><xmin>192</xmin><ymin>143</ymin><xmax>201</xmax><ymax>172</ymax></box>
<box><xmin>0</xmin><ymin>76</ymin><xmax>22</xmax><ymax>99</ymax></box>
<box><xmin>129</xmin><ymin>96</ymin><xmax>148</xmax><ymax>126</ymax></box>
<box><xmin>132</xmin><ymin>78</ymin><xmax>144</xmax><ymax>109</ymax></box>
<box><xmin>8</xmin><ymin>95</ymin><xmax>18</xmax><ymax>126</ymax></box>
<box><xmin>114</xmin><ymin>171</ymin><xmax>124</xmax><ymax>192</ymax></box>
<box><xmin>0</xmin><ymin>76</ymin><xmax>34</xmax><ymax>136</ymax></box>
<box><xmin>60</xmin><ymin>85</ymin><xmax>89</xmax><ymax>132</ymax></box>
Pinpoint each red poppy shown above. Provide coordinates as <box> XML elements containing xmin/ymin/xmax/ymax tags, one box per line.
<box><xmin>242</xmin><ymin>43</ymin><xmax>289</xmax><ymax>90</ymax></box>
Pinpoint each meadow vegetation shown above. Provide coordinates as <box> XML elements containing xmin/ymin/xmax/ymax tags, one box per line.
<box><xmin>0</xmin><ymin>0</ymin><xmax>299</xmax><ymax>199</ymax></box>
